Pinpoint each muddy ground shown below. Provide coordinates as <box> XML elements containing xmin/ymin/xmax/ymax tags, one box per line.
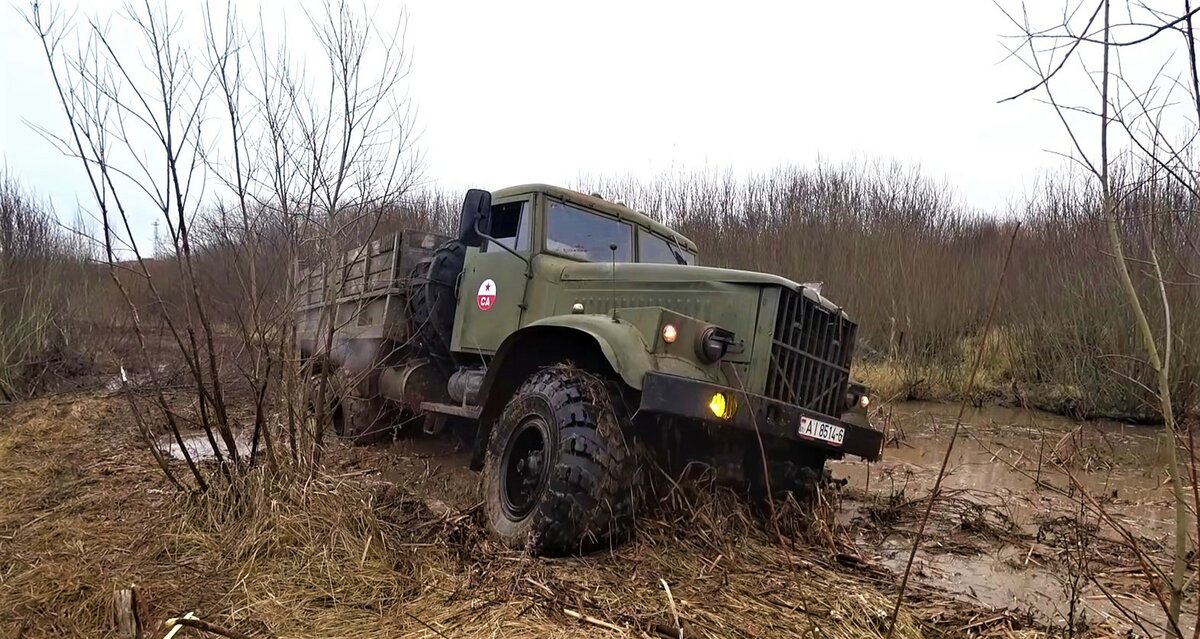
<box><xmin>841</xmin><ymin>402</ymin><xmax>1194</xmax><ymax>635</ymax></box>
<box><xmin>0</xmin><ymin>390</ymin><xmax>1190</xmax><ymax>638</ymax></box>
<box><xmin>376</xmin><ymin>401</ymin><xmax>1196</xmax><ymax>636</ymax></box>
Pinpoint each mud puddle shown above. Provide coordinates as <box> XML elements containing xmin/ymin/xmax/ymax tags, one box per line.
<box><xmin>156</xmin><ymin>430</ymin><xmax>255</xmax><ymax>462</ymax></box>
<box><xmin>832</xmin><ymin>401</ymin><xmax>1191</xmax><ymax>632</ymax></box>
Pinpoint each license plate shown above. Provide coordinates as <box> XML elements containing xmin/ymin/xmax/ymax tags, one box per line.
<box><xmin>798</xmin><ymin>416</ymin><xmax>845</xmax><ymax>445</ymax></box>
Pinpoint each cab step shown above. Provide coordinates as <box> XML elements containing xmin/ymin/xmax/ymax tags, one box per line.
<box><xmin>420</xmin><ymin>401</ymin><xmax>481</xmax><ymax>434</ymax></box>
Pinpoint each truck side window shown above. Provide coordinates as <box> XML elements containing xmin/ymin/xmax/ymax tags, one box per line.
<box><xmin>483</xmin><ymin>201</ymin><xmax>529</xmax><ymax>253</ymax></box>
<box><xmin>545</xmin><ymin>201</ymin><xmax>632</xmax><ymax>262</ymax></box>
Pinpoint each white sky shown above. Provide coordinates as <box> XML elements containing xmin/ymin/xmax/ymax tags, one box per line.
<box><xmin>0</xmin><ymin>0</ymin><xmax>1178</xmax><ymax>248</ymax></box>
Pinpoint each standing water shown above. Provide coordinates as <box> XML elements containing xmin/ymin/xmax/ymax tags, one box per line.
<box><xmin>156</xmin><ymin>430</ymin><xmax>255</xmax><ymax>462</ymax></box>
<box><xmin>832</xmin><ymin>401</ymin><xmax>1188</xmax><ymax>633</ymax></box>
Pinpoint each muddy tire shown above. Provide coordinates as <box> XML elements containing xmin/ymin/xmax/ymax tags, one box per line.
<box><xmin>482</xmin><ymin>366</ymin><xmax>639</xmax><ymax>555</ymax></box>
<box><xmin>306</xmin><ymin>376</ymin><xmax>393</xmax><ymax>445</ymax></box>
<box><xmin>332</xmin><ymin>395</ymin><xmax>395</xmax><ymax>445</ymax></box>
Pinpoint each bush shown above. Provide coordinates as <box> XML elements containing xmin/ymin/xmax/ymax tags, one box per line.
<box><xmin>0</xmin><ymin>172</ymin><xmax>94</xmax><ymax>399</ymax></box>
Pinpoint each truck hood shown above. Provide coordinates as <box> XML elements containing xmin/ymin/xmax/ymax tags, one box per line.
<box><xmin>558</xmin><ymin>261</ymin><xmax>845</xmax><ymax>315</ymax></box>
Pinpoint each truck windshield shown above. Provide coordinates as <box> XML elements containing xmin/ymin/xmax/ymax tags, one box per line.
<box><xmin>545</xmin><ymin>201</ymin><xmax>633</xmax><ymax>262</ymax></box>
<box><xmin>638</xmin><ymin>229</ymin><xmax>695</xmax><ymax>265</ymax></box>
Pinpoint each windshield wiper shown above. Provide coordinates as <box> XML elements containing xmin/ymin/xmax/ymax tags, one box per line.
<box><xmin>667</xmin><ymin>233</ymin><xmax>688</xmax><ymax>265</ymax></box>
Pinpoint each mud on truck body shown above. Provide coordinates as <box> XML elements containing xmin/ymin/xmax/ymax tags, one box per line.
<box><xmin>295</xmin><ymin>184</ymin><xmax>882</xmax><ymax>554</ymax></box>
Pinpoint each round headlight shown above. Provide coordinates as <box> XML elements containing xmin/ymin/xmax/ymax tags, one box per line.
<box><xmin>859</xmin><ymin>394</ymin><xmax>870</xmax><ymax>409</ymax></box>
<box><xmin>709</xmin><ymin>392</ymin><xmax>735</xmax><ymax>419</ymax></box>
<box><xmin>696</xmin><ymin>326</ymin><xmax>728</xmax><ymax>363</ymax></box>
<box><xmin>662</xmin><ymin>324</ymin><xmax>678</xmax><ymax>344</ymax></box>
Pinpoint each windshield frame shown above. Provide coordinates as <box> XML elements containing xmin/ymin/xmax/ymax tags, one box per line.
<box><xmin>537</xmin><ymin>195</ymin><xmax>698</xmax><ymax>266</ymax></box>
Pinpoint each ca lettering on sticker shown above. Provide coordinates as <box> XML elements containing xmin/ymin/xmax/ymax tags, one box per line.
<box><xmin>476</xmin><ymin>279</ymin><xmax>496</xmax><ymax>311</ymax></box>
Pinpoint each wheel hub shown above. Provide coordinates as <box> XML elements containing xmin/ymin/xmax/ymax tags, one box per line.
<box><xmin>501</xmin><ymin>416</ymin><xmax>550</xmax><ymax>520</ymax></box>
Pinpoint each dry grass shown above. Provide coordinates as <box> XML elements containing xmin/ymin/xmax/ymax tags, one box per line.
<box><xmin>168</xmin><ymin>481</ymin><xmax>928</xmax><ymax>638</ymax></box>
<box><xmin>0</xmin><ymin>395</ymin><xmax>174</xmax><ymax>635</ymax></box>
<box><xmin>0</xmin><ymin>391</ymin><xmax>1084</xmax><ymax>638</ymax></box>
<box><xmin>853</xmin><ymin>329</ymin><xmax>1025</xmax><ymax>409</ymax></box>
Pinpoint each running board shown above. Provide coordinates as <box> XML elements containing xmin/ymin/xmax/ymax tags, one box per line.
<box><xmin>419</xmin><ymin>402</ymin><xmax>481</xmax><ymax>434</ymax></box>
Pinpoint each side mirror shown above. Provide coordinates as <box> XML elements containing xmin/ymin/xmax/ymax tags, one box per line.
<box><xmin>458</xmin><ymin>188</ymin><xmax>492</xmax><ymax>247</ymax></box>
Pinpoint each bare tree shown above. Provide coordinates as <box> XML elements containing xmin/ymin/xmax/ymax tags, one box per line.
<box><xmin>1000</xmin><ymin>1</ymin><xmax>1200</xmax><ymax>634</ymax></box>
<box><xmin>24</xmin><ymin>0</ymin><xmax>421</xmax><ymax>488</ymax></box>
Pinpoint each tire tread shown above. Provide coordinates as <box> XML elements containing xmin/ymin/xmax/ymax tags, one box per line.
<box><xmin>483</xmin><ymin>365</ymin><xmax>639</xmax><ymax>555</ymax></box>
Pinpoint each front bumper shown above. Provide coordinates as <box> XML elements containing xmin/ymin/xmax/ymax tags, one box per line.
<box><xmin>639</xmin><ymin>372</ymin><xmax>884</xmax><ymax>461</ymax></box>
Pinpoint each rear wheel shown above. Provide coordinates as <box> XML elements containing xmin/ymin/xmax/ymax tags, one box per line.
<box><xmin>305</xmin><ymin>374</ymin><xmax>394</xmax><ymax>445</ymax></box>
<box><xmin>482</xmin><ymin>366</ymin><xmax>639</xmax><ymax>555</ymax></box>
<box><xmin>332</xmin><ymin>395</ymin><xmax>395</xmax><ymax>445</ymax></box>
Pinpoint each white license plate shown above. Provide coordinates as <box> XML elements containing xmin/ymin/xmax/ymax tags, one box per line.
<box><xmin>798</xmin><ymin>416</ymin><xmax>845</xmax><ymax>445</ymax></box>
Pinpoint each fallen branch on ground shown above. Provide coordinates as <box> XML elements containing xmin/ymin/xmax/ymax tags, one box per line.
<box><xmin>163</xmin><ymin>614</ymin><xmax>253</xmax><ymax>639</ymax></box>
<box><xmin>564</xmin><ymin>607</ymin><xmax>626</xmax><ymax>635</ymax></box>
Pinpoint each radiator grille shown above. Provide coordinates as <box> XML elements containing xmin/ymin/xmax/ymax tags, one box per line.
<box><xmin>765</xmin><ymin>288</ymin><xmax>856</xmax><ymax>418</ymax></box>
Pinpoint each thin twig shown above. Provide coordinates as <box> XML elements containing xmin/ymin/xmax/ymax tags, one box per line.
<box><xmin>659</xmin><ymin>578</ymin><xmax>683</xmax><ymax>639</ymax></box>
<box><xmin>564</xmin><ymin>607</ymin><xmax>627</xmax><ymax>635</ymax></box>
<box><xmin>885</xmin><ymin>222</ymin><xmax>1021</xmax><ymax>638</ymax></box>
<box><xmin>163</xmin><ymin>615</ymin><xmax>253</xmax><ymax>639</ymax></box>
<box><xmin>161</xmin><ymin>612</ymin><xmax>197</xmax><ymax>639</ymax></box>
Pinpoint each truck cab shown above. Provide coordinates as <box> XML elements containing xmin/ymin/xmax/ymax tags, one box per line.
<box><xmin>451</xmin><ymin>184</ymin><xmax>877</xmax><ymax>451</ymax></box>
<box><xmin>452</xmin><ymin>184</ymin><xmax>698</xmax><ymax>355</ymax></box>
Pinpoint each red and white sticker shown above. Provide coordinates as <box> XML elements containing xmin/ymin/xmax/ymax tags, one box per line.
<box><xmin>476</xmin><ymin>279</ymin><xmax>496</xmax><ymax>311</ymax></box>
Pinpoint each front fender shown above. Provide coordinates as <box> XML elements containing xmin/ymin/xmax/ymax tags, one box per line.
<box><xmin>469</xmin><ymin>313</ymin><xmax>721</xmax><ymax>471</ymax></box>
<box><xmin>469</xmin><ymin>315</ymin><xmax>657</xmax><ymax>471</ymax></box>
<box><xmin>517</xmin><ymin>314</ymin><xmax>656</xmax><ymax>389</ymax></box>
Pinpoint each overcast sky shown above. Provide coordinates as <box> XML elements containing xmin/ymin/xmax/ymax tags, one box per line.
<box><xmin>0</xmin><ymin>0</ymin><xmax>1164</xmax><ymax>246</ymax></box>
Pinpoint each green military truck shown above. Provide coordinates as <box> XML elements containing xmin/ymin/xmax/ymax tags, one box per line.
<box><xmin>295</xmin><ymin>184</ymin><xmax>882</xmax><ymax>554</ymax></box>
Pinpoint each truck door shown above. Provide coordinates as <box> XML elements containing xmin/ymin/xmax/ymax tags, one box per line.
<box><xmin>452</xmin><ymin>195</ymin><xmax>534</xmax><ymax>355</ymax></box>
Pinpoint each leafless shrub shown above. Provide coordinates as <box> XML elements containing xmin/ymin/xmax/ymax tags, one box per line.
<box><xmin>0</xmin><ymin>171</ymin><xmax>95</xmax><ymax>400</ymax></box>
<box><xmin>997</xmin><ymin>0</ymin><xmax>1200</xmax><ymax>633</ymax></box>
<box><xmin>23</xmin><ymin>0</ymin><xmax>422</xmax><ymax>487</ymax></box>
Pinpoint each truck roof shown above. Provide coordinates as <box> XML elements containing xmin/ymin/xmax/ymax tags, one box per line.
<box><xmin>492</xmin><ymin>184</ymin><xmax>699</xmax><ymax>253</ymax></box>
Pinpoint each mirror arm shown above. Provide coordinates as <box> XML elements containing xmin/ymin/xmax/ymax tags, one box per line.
<box><xmin>474</xmin><ymin>220</ymin><xmax>531</xmax><ymax>269</ymax></box>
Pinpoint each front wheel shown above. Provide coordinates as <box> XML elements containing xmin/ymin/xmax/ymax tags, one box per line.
<box><xmin>482</xmin><ymin>366</ymin><xmax>639</xmax><ymax>555</ymax></box>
